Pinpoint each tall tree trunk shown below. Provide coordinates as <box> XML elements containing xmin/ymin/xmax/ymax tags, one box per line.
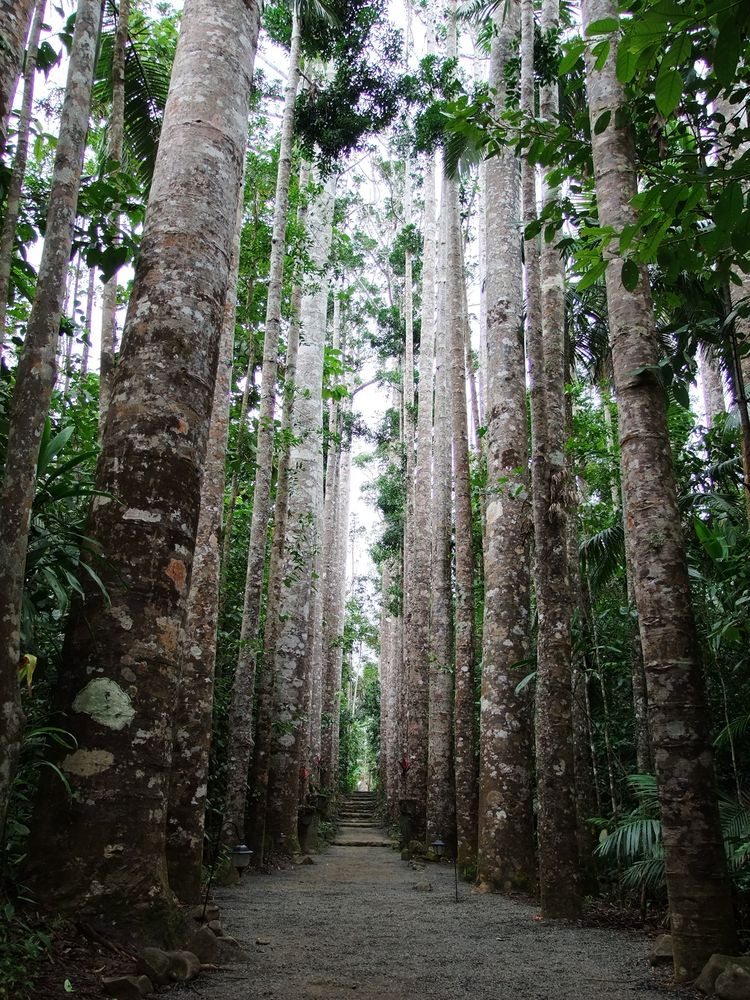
<box><xmin>446</xmin><ymin>99</ymin><xmax>478</xmax><ymax>867</ymax></box>
<box><xmin>247</xmin><ymin>164</ymin><xmax>310</xmax><ymax>860</ymax></box>
<box><xmin>81</xmin><ymin>265</ymin><xmax>95</xmax><ymax>376</ymax></box>
<box><xmin>0</xmin><ymin>0</ymin><xmax>102</xmax><ymax>834</ymax></box>
<box><xmin>0</xmin><ymin>0</ymin><xmax>36</xmax><ymax>162</ymax></box>
<box><xmin>0</xmin><ymin>0</ymin><xmax>45</xmax><ymax>351</ymax></box>
<box><xmin>582</xmin><ymin>0</ymin><xmax>737</xmax><ymax>977</ymax></box>
<box><xmin>530</xmin><ymin>0</ymin><xmax>581</xmax><ymax>919</ymax></box>
<box><xmin>165</xmin><ymin>191</ymin><xmax>243</xmax><ymax>903</ymax></box>
<box><xmin>265</xmin><ymin>171</ymin><xmax>337</xmax><ymax>847</ymax></box>
<box><xmin>698</xmin><ymin>345</ymin><xmax>725</xmax><ymax>429</ymax></box>
<box><xmin>99</xmin><ymin>0</ymin><xmax>129</xmax><ymax>431</ymax></box>
<box><xmin>477</xmin><ymin>0</ymin><xmax>535</xmax><ymax>893</ymax></box>
<box><xmin>248</xmin><ymin>295</ymin><xmax>301</xmax><ymax>857</ymax></box>
<box><xmin>27</xmin><ymin>0</ymin><xmax>260</xmax><ymax>929</ymax></box>
<box><xmin>223</xmin><ymin>11</ymin><xmax>303</xmax><ymax>837</ymax></box>
<box><xmin>426</xmin><ymin>199</ymin><xmax>456</xmax><ymax>853</ymax></box>
<box><xmin>403</xmin><ymin>140</ymin><xmax>438</xmax><ymax>839</ymax></box>
<box><xmin>329</xmin><ymin>416</ymin><xmax>352</xmax><ymax>791</ymax></box>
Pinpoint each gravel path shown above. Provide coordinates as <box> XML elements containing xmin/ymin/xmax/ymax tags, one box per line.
<box><xmin>172</xmin><ymin>833</ymin><xmax>684</xmax><ymax>1000</ymax></box>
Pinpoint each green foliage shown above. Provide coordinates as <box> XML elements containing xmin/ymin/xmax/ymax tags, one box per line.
<box><xmin>293</xmin><ymin>0</ymin><xmax>407</xmax><ymax>167</ymax></box>
<box><xmin>0</xmin><ymin>904</ymin><xmax>52</xmax><ymax>1000</ymax></box>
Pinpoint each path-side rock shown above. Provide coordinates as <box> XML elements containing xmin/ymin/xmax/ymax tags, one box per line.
<box><xmin>102</xmin><ymin>974</ymin><xmax>154</xmax><ymax>999</ymax></box>
<box><xmin>413</xmin><ymin>881</ymin><xmax>432</xmax><ymax>892</ymax></box>
<box><xmin>189</xmin><ymin>903</ymin><xmax>220</xmax><ymax>922</ymax></box>
<box><xmin>716</xmin><ymin>965</ymin><xmax>750</xmax><ymax>1000</ymax></box>
<box><xmin>697</xmin><ymin>955</ymin><xmax>750</xmax><ymax>995</ymax></box>
<box><xmin>136</xmin><ymin>948</ymin><xmax>172</xmax><ymax>987</ymax></box>
<box><xmin>208</xmin><ymin>919</ymin><xmax>225</xmax><ymax>937</ymax></box>
<box><xmin>165</xmin><ymin>950</ymin><xmax>202</xmax><ymax>982</ymax></box>
<box><xmin>216</xmin><ymin>936</ymin><xmax>247</xmax><ymax>965</ymax></box>
<box><xmin>187</xmin><ymin>925</ymin><xmax>220</xmax><ymax>965</ymax></box>
<box><xmin>649</xmin><ymin>935</ymin><xmax>673</xmax><ymax>965</ymax></box>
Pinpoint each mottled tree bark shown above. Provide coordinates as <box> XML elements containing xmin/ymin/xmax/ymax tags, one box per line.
<box><xmin>0</xmin><ymin>0</ymin><xmax>36</xmax><ymax>162</ymax></box>
<box><xmin>320</xmin><ymin>296</ymin><xmax>343</xmax><ymax>790</ymax></box>
<box><xmin>27</xmin><ymin>0</ymin><xmax>260</xmax><ymax>928</ymax></box>
<box><xmin>265</xmin><ymin>171</ymin><xmax>336</xmax><ymax>847</ymax></box>
<box><xmin>426</xmin><ymin>198</ymin><xmax>456</xmax><ymax>853</ymax></box>
<box><xmin>166</xmin><ymin>192</ymin><xmax>243</xmax><ymax>903</ymax></box>
<box><xmin>330</xmin><ymin>421</ymin><xmax>352</xmax><ymax>790</ymax></box>
<box><xmin>248</xmin><ymin>283</ymin><xmax>302</xmax><ymax>857</ymax></box>
<box><xmin>446</xmin><ymin>116</ymin><xmax>478</xmax><ymax>868</ymax></box>
<box><xmin>81</xmin><ymin>265</ymin><xmax>95</xmax><ymax>375</ymax></box>
<box><xmin>0</xmin><ymin>0</ymin><xmax>45</xmax><ymax>351</ymax></box>
<box><xmin>583</xmin><ymin>0</ymin><xmax>737</xmax><ymax>977</ymax></box>
<box><xmin>223</xmin><ymin>12</ymin><xmax>303</xmax><ymax>837</ymax></box>
<box><xmin>0</xmin><ymin>0</ymin><xmax>101</xmax><ymax>834</ymax></box>
<box><xmin>698</xmin><ymin>345</ymin><xmax>725</xmax><ymax>429</ymax></box>
<box><xmin>477</xmin><ymin>0</ymin><xmax>535</xmax><ymax>893</ymax></box>
<box><xmin>98</xmin><ymin>0</ymin><xmax>129</xmax><ymax>431</ymax></box>
<box><xmin>530</xmin><ymin>0</ymin><xmax>581</xmax><ymax>919</ymax></box>
<box><xmin>404</xmin><ymin>141</ymin><xmax>438</xmax><ymax>840</ymax></box>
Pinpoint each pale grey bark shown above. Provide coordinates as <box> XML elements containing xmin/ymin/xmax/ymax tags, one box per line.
<box><xmin>166</xmin><ymin>191</ymin><xmax>243</xmax><ymax>903</ymax></box>
<box><xmin>698</xmin><ymin>344</ymin><xmax>725</xmax><ymax>429</ymax></box>
<box><xmin>426</xmin><ymin>195</ymin><xmax>455</xmax><ymax>852</ymax></box>
<box><xmin>0</xmin><ymin>0</ymin><xmax>36</xmax><ymax>162</ymax></box>
<box><xmin>583</xmin><ymin>0</ymin><xmax>737</xmax><ymax>976</ymax></box>
<box><xmin>248</xmin><ymin>164</ymin><xmax>310</xmax><ymax>858</ymax></box>
<box><xmin>28</xmin><ymin>0</ymin><xmax>260</xmax><ymax>926</ymax></box>
<box><xmin>531</xmin><ymin>0</ymin><xmax>581</xmax><ymax>919</ymax></box>
<box><xmin>223</xmin><ymin>11</ymin><xmax>303</xmax><ymax>837</ymax></box>
<box><xmin>404</xmin><ymin>142</ymin><xmax>438</xmax><ymax>839</ymax></box>
<box><xmin>0</xmin><ymin>0</ymin><xmax>102</xmax><ymax>833</ymax></box>
<box><xmin>0</xmin><ymin>0</ymin><xmax>45</xmax><ymax>351</ymax></box>
<box><xmin>444</xmin><ymin>3</ymin><xmax>478</xmax><ymax>865</ymax></box>
<box><xmin>329</xmin><ymin>419</ymin><xmax>352</xmax><ymax>791</ymax></box>
<box><xmin>266</xmin><ymin>171</ymin><xmax>337</xmax><ymax>846</ymax></box>
<box><xmin>99</xmin><ymin>0</ymin><xmax>129</xmax><ymax>431</ymax></box>
<box><xmin>81</xmin><ymin>265</ymin><xmax>95</xmax><ymax>375</ymax></box>
<box><xmin>477</xmin><ymin>0</ymin><xmax>535</xmax><ymax>893</ymax></box>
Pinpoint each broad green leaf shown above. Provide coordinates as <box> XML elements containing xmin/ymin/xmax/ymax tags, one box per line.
<box><xmin>654</xmin><ymin>66</ymin><xmax>682</xmax><ymax>116</ymax></box>
<box><xmin>559</xmin><ymin>38</ymin><xmax>586</xmax><ymax>74</ymax></box>
<box><xmin>621</xmin><ymin>259</ymin><xmax>639</xmax><ymax>291</ymax></box>
<box><xmin>616</xmin><ymin>42</ymin><xmax>639</xmax><ymax>83</ymax></box>
<box><xmin>594</xmin><ymin>110</ymin><xmax>611</xmax><ymax>135</ymax></box>
<box><xmin>586</xmin><ymin>16</ymin><xmax>618</xmax><ymax>36</ymax></box>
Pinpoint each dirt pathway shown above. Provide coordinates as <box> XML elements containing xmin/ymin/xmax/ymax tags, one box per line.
<box><xmin>172</xmin><ymin>827</ymin><xmax>689</xmax><ymax>1000</ymax></box>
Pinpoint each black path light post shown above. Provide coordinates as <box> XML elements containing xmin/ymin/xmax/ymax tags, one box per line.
<box><xmin>201</xmin><ymin>820</ymin><xmax>253</xmax><ymax>922</ymax></box>
<box><xmin>431</xmin><ymin>837</ymin><xmax>459</xmax><ymax>903</ymax></box>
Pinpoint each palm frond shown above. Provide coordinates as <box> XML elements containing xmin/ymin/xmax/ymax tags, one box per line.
<box><xmin>579</xmin><ymin>517</ymin><xmax>625</xmax><ymax>593</ymax></box>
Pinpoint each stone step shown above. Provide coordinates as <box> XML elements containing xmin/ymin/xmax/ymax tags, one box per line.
<box><xmin>331</xmin><ymin>839</ymin><xmax>392</xmax><ymax>848</ymax></box>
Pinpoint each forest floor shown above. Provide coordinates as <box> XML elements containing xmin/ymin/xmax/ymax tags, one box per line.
<box><xmin>170</xmin><ymin>826</ymin><xmax>699</xmax><ymax>1000</ymax></box>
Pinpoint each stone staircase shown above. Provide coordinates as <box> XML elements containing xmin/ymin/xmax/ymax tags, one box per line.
<box><xmin>332</xmin><ymin>791</ymin><xmax>391</xmax><ymax>848</ymax></box>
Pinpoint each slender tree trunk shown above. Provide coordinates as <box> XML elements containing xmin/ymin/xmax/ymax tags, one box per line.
<box><xmin>530</xmin><ymin>0</ymin><xmax>581</xmax><ymax>919</ymax></box>
<box><xmin>404</xmin><ymin>139</ymin><xmax>438</xmax><ymax>840</ymax></box>
<box><xmin>698</xmin><ymin>345</ymin><xmax>725</xmax><ymax>429</ymax></box>
<box><xmin>27</xmin><ymin>0</ymin><xmax>260</xmax><ymax>929</ymax></box>
<box><xmin>426</xmin><ymin>197</ymin><xmax>456</xmax><ymax>854</ymax></box>
<box><xmin>248</xmin><ymin>166</ymin><xmax>309</xmax><ymax>860</ymax></box>
<box><xmin>0</xmin><ymin>0</ymin><xmax>45</xmax><ymax>351</ymax></box>
<box><xmin>0</xmin><ymin>0</ymin><xmax>102</xmax><ymax>833</ymax></box>
<box><xmin>0</xmin><ymin>0</ymin><xmax>36</xmax><ymax>162</ymax></box>
<box><xmin>582</xmin><ymin>0</ymin><xmax>737</xmax><ymax>976</ymax></box>
<box><xmin>166</xmin><ymin>191</ymin><xmax>243</xmax><ymax>903</ymax></box>
<box><xmin>223</xmin><ymin>12</ymin><xmax>303</xmax><ymax>837</ymax></box>
<box><xmin>99</xmin><ymin>0</ymin><xmax>129</xmax><ymax>431</ymax></box>
<box><xmin>445</xmin><ymin>93</ymin><xmax>478</xmax><ymax>867</ymax></box>
<box><xmin>81</xmin><ymin>266</ymin><xmax>95</xmax><ymax>376</ymax></box>
<box><xmin>330</xmin><ymin>420</ymin><xmax>352</xmax><ymax>791</ymax></box>
<box><xmin>265</xmin><ymin>171</ymin><xmax>337</xmax><ymax>848</ymax></box>
<box><xmin>477</xmin><ymin>0</ymin><xmax>535</xmax><ymax>893</ymax></box>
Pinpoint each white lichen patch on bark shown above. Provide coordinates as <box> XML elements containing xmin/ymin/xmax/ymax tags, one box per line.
<box><xmin>72</xmin><ymin>678</ymin><xmax>136</xmax><ymax>731</ymax></box>
<box><xmin>62</xmin><ymin>749</ymin><xmax>115</xmax><ymax>777</ymax></box>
